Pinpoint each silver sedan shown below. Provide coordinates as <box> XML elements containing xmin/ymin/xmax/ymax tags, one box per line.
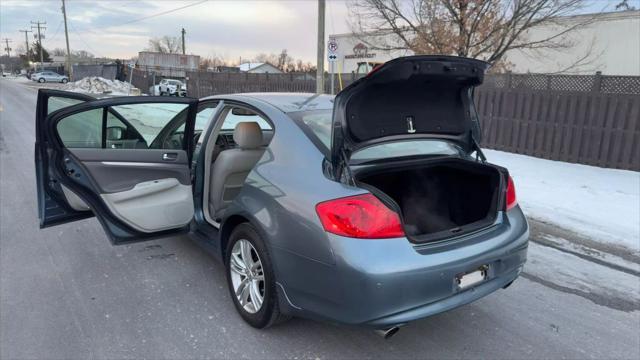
<box><xmin>31</xmin><ymin>71</ymin><xmax>69</xmax><ymax>83</ymax></box>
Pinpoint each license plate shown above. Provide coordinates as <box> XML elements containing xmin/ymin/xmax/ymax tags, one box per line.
<box><xmin>456</xmin><ymin>266</ymin><xmax>488</xmax><ymax>289</ymax></box>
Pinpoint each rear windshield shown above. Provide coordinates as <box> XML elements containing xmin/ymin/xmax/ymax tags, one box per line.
<box><xmin>290</xmin><ymin>110</ymin><xmax>463</xmax><ymax>162</ymax></box>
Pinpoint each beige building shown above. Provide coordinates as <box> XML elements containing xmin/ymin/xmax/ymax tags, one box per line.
<box><xmin>330</xmin><ymin>10</ymin><xmax>640</xmax><ymax>75</ymax></box>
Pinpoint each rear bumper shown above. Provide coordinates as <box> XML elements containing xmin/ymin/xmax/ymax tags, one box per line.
<box><xmin>274</xmin><ymin>207</ymin><xmax>529</xmax><ymax>328</ymax></box>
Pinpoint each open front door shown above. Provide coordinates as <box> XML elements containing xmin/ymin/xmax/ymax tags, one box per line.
<box><xmin>35</xmin><ymin>89</ymin><xmax>199</xmax><ymax>244</ymax></box>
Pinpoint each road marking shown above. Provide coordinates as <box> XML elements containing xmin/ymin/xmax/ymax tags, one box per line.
<box><xmin>0</xmin><ymin>105</ymin><xmax>4</xmax><ymax>112</ymax></box>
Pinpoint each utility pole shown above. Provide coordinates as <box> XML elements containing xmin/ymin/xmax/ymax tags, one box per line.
<box><xmin>31</xmin><ymin>21</ymin><xmax>46</xmax><ymax>71</ymax></box>
<box><xmin>2</xmin><ymin>38</ymin><xmax>13</xmax><ymax>73</ymax></box>
<box><xmin>61</xmin><ymin>0</ymin><xmax>73</xmax><ymax>80</ymax></box>
<box><xmin>3</xmin><ymin>38</ymin><xmax>13</xmax><ymax>57</ymax></box>
<box><xmin>181</xmin><ymin>28</ymin><xmax>186</xmax><ymax>55</ymax></box>
<box><xmin>316</xmin><ymin>0</ymin><xmax>325</xmax><ymax>94</ymax></box>
<box><xmin>19</xmin><ymin>30</ymin><xmax>32</xmax><ymax>63</ymax></box>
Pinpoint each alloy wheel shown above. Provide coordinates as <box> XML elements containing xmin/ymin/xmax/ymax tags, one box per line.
<box><xmin>229</xmin><ymin>239</ymin><xmax>265</xmax><ymax>314</ymax></box>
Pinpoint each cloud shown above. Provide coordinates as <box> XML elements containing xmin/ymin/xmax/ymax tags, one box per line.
<box><xmin>0</xmin><ymin>0</ymin><xmax>352</xmax><ymax>62</ymax></box>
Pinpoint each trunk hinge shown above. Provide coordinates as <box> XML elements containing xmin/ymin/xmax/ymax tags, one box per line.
<box><xmin>469</xmin><ymin>87</ymin><xmax>486</xmax><ymax>163</ymax></box>
<box><xmin>339</xmin><ymin>149</ymin><xmax>356</xmax><ymax>186</ymax></box>
<box><xmin>473</xmin><ymin>137</ymin><xmax>486</xmax><ymax>163</ymax></box>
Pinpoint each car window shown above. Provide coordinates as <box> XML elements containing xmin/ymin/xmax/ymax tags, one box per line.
<box><xmin>291</xmin><ymin>110</ymin><xmax>332</xmax><ymax>148</ymax></box>
<box><xmin>290</xmin><ymin>109</ymin><xmax>463</xmax><ymax>161</ymax></box>
<box><xmin>56</xmin><ymin>102</ymin><xmax>189</xmax><ymax>149</ymax></box>
<box><xmin>166</xmin><ymin>101</ymin><xmax>219</xmax><ymax>143</ymax></box>
<box><xmin>351</xmin><ymin>141</ymin><xmax>462</xmax><ymax>162</ymax></box>
<box><xmin>56</xmin><ymin>108</ymin><xmax>103</xmax><ymax>148</ymax></box>
<box><xmin>109</xmin><ymin>103</ymin><xmax>187</xmax><ymax>145</ymax></box>
<box><xmin>220</xmin><ymin>108</ymin><xmax>272</xmax><ymax>131</ymax></box>
<box><xmin>48</xmin><ymin>97</ymin><xmax>87</xmax><ymax>114</ymax></box>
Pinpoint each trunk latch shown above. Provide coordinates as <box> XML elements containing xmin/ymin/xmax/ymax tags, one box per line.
<box><xmin>406</xmin><ymin>116</ymin><xmax>416</xmax><ymax>133</ymax></box>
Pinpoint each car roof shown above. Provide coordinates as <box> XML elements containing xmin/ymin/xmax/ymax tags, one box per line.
<box><xmin>204</xmin><ymin>93</ymin><xmax>335</xmax><ymax>113</ymax></box>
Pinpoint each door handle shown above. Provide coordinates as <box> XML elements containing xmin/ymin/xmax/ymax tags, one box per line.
<box><xmin>162</xmin><ymin>152</ymin><xmax>178</xmax><ymax>161</ymax></box>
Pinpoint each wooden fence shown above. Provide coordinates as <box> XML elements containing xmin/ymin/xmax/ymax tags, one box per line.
<box><xmin>186</xmin><ymin>71</ymin><xmax>364</xmax><ymax>98</ymax></box>
<box><xmin>475</xmin><ymin>88</ymin><xmax>639</xmax><ymax>170</ymax></box>
<box><xmin>183</xmin><ymin>71</ymin><xmax>639</xmax><ymax>171</ymax></box>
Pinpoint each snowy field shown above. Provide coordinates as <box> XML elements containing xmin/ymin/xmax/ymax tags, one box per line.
<box><xmin>486</xmin><ymin>149</ymin><xmax>640</xmax><ymax>253</ymax></box>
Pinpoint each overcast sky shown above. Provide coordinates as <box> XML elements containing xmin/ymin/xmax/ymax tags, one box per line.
<box><xmin>0</xmin><ymin>0</ymin><xmax>632</xmax><ymax>63</ymax></box>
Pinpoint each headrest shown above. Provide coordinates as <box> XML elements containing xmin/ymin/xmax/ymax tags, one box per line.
<box><xmin>233</xmin><ymin>122</ymin><xmax>263</xmax><ymax>149</ymax></box>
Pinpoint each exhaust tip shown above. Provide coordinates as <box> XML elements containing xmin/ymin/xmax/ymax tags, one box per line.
<box><xmin>374</xmin><ymin>326</ymin><xmax>400</xmax><ymax>339</ymax></box>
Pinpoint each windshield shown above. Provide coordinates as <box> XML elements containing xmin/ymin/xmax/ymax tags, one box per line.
<box><xmin>290</xmin><ymin>109</ymin><xmax>463</xmax><ymax>161</ymax></box>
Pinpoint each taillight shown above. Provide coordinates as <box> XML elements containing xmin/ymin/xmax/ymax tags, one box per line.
<box><xmin>315</xmin><ymin>194</ymin><xmax>404</xmax><ymax>239</ymax></box>
<box><xmin>506</xmin><ymin>175</ymin><xmax>517</xmax><ymax>210</ymax></box>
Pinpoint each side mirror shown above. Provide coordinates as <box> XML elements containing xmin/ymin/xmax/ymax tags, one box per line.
<box><xmin>106</xmin><ymin>126</ymin><xmax>125</xmax><ymax>141</ymax></box>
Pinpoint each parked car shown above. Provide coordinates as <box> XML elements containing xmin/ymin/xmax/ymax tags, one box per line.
<box><xmin>31</xmin><ymin>71</ymin><xmax>69</xmax><ymax>83</ymax></box>
<box><xmin>34</xmin><ymin>56</ymin><xmax>528</xmax><ymax>337</ymax></box>
<box><xmin>158</xmin><ymin>78</ymin><xmax>186</xmax><ymax>96</ymax></box>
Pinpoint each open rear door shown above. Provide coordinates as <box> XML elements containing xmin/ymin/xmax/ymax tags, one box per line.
<box><xmin>35</xmin><ymin>89</ymin><xmax>199</xmax><ymax>244</ymax></box>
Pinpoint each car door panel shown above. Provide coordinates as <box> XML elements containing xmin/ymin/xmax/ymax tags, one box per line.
<box><xmin>60</xmin><ymin>184</ymin><xmax>91</xmax><ymax>211</ymax></box>
<box><xmin>101</xmin><ymin>178</ymin><xmax>193</xmax><ymax>233</ymax></box>
<box><xmin>68</xmin><ymin>148</ymin><xmax>191</xmax><ymax>193</ymax></box>
<box><xmin>64</xmin><ymin>148</ymin><xmax>194</xmax><ymax>232</ymax></box>
<box><xmin>36</xmin><ymin>89</ymin><xmax>199</xmax><ymax>244</ymax></box>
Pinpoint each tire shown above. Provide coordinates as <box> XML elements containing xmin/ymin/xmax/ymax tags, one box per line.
<box><xmin>61</xmin><ymin>78</ymin><xmax>68</xmax><ymax>84</ymax></box>
<box><xmin>38</xmin><ymin>78</ymin><xmax>45</xmax><ymax>83</ymax></box>
<box><xmin>225</xmin><ymin>223</ymin><xmax>290</xmax><ymax>328</ymax></box>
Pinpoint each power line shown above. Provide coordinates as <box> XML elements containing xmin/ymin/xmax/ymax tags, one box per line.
<box><xmin>114</xmin><ymin>0</ymin><xmax>207</xmax><ymax>27</ymax></box>
<box><xmin>68</xmin><ymin>21</ymin><xmax>101</xmax><ymax>58</ymax></box>
<box><xmin>47</xmin><ymin>21</ymin><xmax>64</xmax><ymax>43</ymax></box>
<box><xmin>75</xmin><ymin>0</ymin><xmax>207</xmax><ymax>33</ymax></box>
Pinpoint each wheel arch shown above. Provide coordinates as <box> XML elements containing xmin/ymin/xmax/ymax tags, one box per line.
<box><xmin>219</xmin><ymin>214</ymin><xmax>253</xmax><ymax>260</ymax></box>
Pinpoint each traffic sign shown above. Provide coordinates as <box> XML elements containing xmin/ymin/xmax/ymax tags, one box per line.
<box><xmin>328</xmin><ymin>39</ymin><xmax>338</xmax><ymax>62</ymax></box>
<box><xmin>328</xmin><ymin>39</ymin><xmax>338</xmax><ymax>53</ymax></box>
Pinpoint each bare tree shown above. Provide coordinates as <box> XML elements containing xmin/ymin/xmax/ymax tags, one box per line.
<box><xmin>615</xmin><ymin>0</ymin><xmax>636</xmax><ymax>11</ymax></box>
<box><xmin>51</xmin><ymin>48</ymin><xmax>66</xmax><ymax>56</ymax></box>
<box><xmin>147</xmin><ymin>36</ymin><xmax>182</xmax><ymax>54</ymax></box>
<box><xmin>73</xmin><ymin>50</ymin><xmax>94</xmax><ymax>59</ymax></box>
<box><xmin>349</xmin><ymin>0</ymin><xmax>600</xmax><ymax>71</ymax></box>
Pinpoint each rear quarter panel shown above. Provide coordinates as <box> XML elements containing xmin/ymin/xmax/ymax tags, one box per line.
<box><xmin>222</xmin><ymin>101</ymin><xmax>366</xmax><ymax>265</ymax></box>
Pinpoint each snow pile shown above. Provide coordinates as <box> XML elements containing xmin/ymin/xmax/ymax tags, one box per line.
<box><xmin>63</xmin><ymin>76</ymin><xmax>137</xmax><ymax>95</ymax></box>
<box><xmin>485</xmin><ymin>149</ymin><xmax>640</xmax><ymax>252</ymax></box>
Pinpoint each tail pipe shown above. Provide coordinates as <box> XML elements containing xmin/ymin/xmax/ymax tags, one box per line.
<box><xmin>374</xmin><ymin>326</ymin><xmax>400</xmax><ymax>339</ymax></box>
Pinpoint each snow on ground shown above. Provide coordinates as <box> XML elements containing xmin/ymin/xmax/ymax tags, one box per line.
<box><xmin>63</xmin><ymin>76</ymin><xmax>137</xmax><ymax>95</ymax></box>
<box><xmin>526</xmin><ymin>242</ymin><xmax>639</xmax><ymax>310</ymax></box>
<box><xmin>485</xmin><ymin>149</ymin><xmax>640</xmax><ymax>252</ymax></box>
<box><xmin>3</xmin><ymin>75</ymin><xmax>30</xmax><ymax>83</ymax></box>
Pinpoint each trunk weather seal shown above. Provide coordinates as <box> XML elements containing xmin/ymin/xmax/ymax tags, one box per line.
<box><xmin>355</xmin><ymin>156</ymin><xmax>502</xmax><ymax>245</ymax></box>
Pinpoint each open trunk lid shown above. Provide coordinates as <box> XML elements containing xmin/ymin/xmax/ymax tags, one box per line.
<box><xmin>331</xmin><ymin>55</ymin><xmax>490</xmax><ymax>179</ymax></box>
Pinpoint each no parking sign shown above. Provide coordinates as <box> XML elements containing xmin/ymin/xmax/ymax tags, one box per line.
<box><xmin>328</xmin><ymin>39</ymin><xmax>338</xmax><ymax>62</ymax></box>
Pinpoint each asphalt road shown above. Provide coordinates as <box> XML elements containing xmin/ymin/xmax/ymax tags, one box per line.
<box><xmin>1</xmin><ymin>77</ymin><xmax>638</xmax><ymax>359</ymax></box>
